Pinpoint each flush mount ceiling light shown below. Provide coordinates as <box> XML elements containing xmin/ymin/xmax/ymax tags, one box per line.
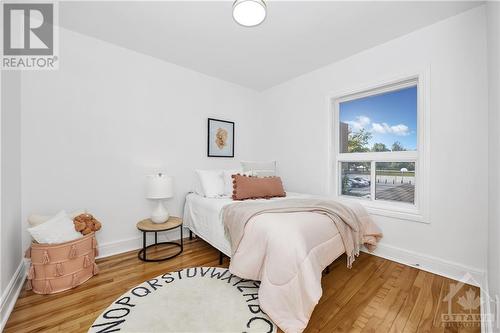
<box><xmin>232</xmin><ymin>0</ymin><xmax>267</xmax><ymax>27</ymax></box>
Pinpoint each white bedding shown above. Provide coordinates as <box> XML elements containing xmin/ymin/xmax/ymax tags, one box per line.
<box><xmin>183</xmin><ymin>192</ymin><xmax>381</xmax><ymax>333</ymax></box>
<box><xmin>182</xmin><ymin>192</ymin><xmax>313</xmax><ymax>256</ymax></box>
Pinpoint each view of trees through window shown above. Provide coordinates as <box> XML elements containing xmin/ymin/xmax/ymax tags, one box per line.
<box><xmin>337</xmin><ymin>83</ymin><xmax>417</xmax><ymax>205</ymax></box>
<box><xmin>339</xmin><ymin>86</ymin><xmax>417</xmax><ymax>154</ymax></box>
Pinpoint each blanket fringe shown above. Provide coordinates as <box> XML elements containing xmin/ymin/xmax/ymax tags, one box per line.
<box><xmin>347</xmin><ymin>245</ymin><xmax>361</xmax><ymax>269</ymax></box>
<box><xmin>347</xmin><ymin>255</ymin><xmax>354</xmax><ymax>269</ymax></box>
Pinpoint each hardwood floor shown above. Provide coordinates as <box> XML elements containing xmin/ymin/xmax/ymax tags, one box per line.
<box><xmin>5</xmin><ymin>238</ymin><xmax>481</xmax><ymax>332</ymax></box>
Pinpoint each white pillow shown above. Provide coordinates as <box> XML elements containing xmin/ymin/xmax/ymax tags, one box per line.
<box><xmin>28</xmin><ymin>210</ymin><xmax>86</xmax><ymax>227</ymax></box>
<box><xmin>223</xmin><ymin>169</ymin><xmax>254</xmax><ymax>196</ymax></box>
<box><xmin>241</xmin><ymin>160</ymin><xmax>277</xmax><ymax>177</ymax></box>
<box><xmin>193</xmin><ymin>176</ymin><xmax>205</xmax><ymax>197</ymax></box>
<box><xmin>27</xmin><ymin>210</ymin><xmax>83</xmax><ymax>244</ymax></box>
<box><xmin>195</xmin><ymin>169</ymin><xmax>225</xmax><ymax>198</ymax></box>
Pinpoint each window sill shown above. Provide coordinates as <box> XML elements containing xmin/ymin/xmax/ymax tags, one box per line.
<box><xmin>336</xmin><ymin>196</ymin><xmax>428</xmax><ymax>224</ymax></box>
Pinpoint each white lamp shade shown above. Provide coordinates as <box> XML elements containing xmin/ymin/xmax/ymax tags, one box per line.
<box><xmin>146</xmin><ymin>174</ymin><xmax>173</xmax><ymax>199</ymax></box>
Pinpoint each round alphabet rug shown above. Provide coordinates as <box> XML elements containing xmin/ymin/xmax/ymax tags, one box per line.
<box><xmin>89</xmin><ymin>267</ymin><xmax>277</xmax><ymax>333</ymax></box>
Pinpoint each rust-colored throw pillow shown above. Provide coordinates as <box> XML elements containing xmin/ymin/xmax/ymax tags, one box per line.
<box><xmin>232</xmin><ymin>174</ymin><xmax>286</xmax><ymax>200</ymax></box>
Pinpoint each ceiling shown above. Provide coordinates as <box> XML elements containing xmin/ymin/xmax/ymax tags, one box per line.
<box><xmin>59</xmin><ymin>1</ymin><xmax>482</xmax><ymax>91</ymax></box>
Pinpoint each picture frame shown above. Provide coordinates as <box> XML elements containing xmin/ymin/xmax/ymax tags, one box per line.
<box><xmin>207</xmin><ymin>118</ymin><xmax>235</xmax><ymax>158</ymax></box>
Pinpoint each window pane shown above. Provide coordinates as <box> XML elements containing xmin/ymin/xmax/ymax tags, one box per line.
<box><xmin>339</xmin><ymin>85</ymin><xmax>417</xmax><ymax>153</ymax></box>
<box><xmin>340</xmin><ymin>162</ymin><xmax>371</xmax><ymax>199</ymax></box>
<box><xmin>375</xmin><ymin>162</ymin><xmax>415</xmax><ymax>204</ymax></box>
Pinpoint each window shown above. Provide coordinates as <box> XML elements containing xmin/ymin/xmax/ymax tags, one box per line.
<box><xmin>332</xmin><ymin>77</ymin><xmax>425</xmax><ymax>218</ymax></box>
<box><xmin>341</xmin><ymin>162</ymin><xmax>371</xmax><ymax>199</ymax></box>
<box><xmin>339</xmin><ymin>85</ymin><xmax>417</xmax><ymax>154</ymax></box>
<box><xmin>375</xmin><ymin>162</ymin><xmax>415</xmax><ymax>204</ymax></box>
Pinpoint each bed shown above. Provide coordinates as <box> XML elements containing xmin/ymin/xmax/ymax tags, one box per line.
<box><xmin>182</xmin><ymin>191</ymin><xmax>381</xmax><ymax>333</ymax></box>
<box><xmin>183</xmin><ymin>192</ymin><xmax>317</xmax><ymax>258</ymax></box>
<box><xmin>183</xmin><ymin>192</ymin><xmax>234</xmax><ymax>257</ymax></box>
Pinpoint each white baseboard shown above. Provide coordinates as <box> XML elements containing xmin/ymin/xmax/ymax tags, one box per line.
<box><xmin>99</xmin><ymin>231</ymin><xmax>486</xmax><ymax>286</ymax></box>
<box><xmin>364</xmin><ymin>243</ymin><xmax>486</xmax><ymax>287</ymax></box>
<box><xmin>0</xmin><ymin>235</ymin><xmax>492</xmax><ymax>331</ymax></box>
<box><xmin>97</xmin><ymin>227</ymin><xmax>187</xmax><ymax>259</ymax></box>
<box><xmin>96</xmin><ymin>236</ymin><xmax>142</xmax><ymax>259</ymax></box>
<box><xmin>0</xmin><ymin>260</ymin><xmax>27</xmax><ymax>332</ymax></box>
<box><xmin>0</xmin><ymin>231</ymin><xmax>186</xmax><ymax>328</ymax></box>
<box><xmin>364</xmin><ymin>243</ymin><xmax>496</xmax><ymax>331</ymax></box>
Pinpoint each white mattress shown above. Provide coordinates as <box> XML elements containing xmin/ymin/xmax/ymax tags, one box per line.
<box><xmin>182</xmin><ymin>192</ymin><xmax>312</xmax><ymax>256</ymax></box>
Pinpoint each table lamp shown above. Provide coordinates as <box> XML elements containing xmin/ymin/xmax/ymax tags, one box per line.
<box><xmin>146</xmin><ymin>173</ymin><xmax>173</xmax><ymax>223</ymax></box>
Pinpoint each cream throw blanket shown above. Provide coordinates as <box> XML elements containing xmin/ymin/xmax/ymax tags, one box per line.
<box><xmin>223</xmin><ymin>198</ymin><xmax>381</xmax><ymax>268</ymax></box>
<box><xmin>222</xmin><ymin>198</ymin><xmax>383</xmax><ymax>333</ymax></box>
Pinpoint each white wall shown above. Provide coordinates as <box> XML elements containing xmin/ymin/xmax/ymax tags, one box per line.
<box><xmin>17</xmin><ymin>5</ymin><xmax>492</xmax><ymax>286</ymax></box>
<box><xmin>259</xmin><ymin>7</ymin><xmax>489</xmax><ymax>280</ymax></box>
<box><xmin>20</xmin><ymin>27</ymin><xmax>262</xmax><ymax>255</ymax></box>
<box><xmin>1</xmin><ymin>71</ymin><xmax>23</xmax><ymax>328</ymax></box>
<box><xmin>487</xmin><ymin>0</ymin><xmax>500</xmax><ymax>323</ymax></box>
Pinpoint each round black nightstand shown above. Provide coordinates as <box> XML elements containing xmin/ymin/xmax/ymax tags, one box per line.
<box><xmin>136</xmin><ymin>217</ymin><xmax>183</xmax><ymax>262</ymax></box>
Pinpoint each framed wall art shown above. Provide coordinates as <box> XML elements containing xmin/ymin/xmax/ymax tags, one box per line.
<box><xmin>207</xmin><ymin>118</ymin><xmax>234</xmax><ymax>158</ymax></box>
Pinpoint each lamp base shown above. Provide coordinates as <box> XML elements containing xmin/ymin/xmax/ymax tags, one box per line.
<box><xmin>151</xmin><ymin>200</ymin><xmax>169</xmax><ymax>224</ymax></box>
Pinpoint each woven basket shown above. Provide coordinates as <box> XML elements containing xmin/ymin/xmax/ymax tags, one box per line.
<box><xmin>24</xmin><ymin>232</ymin><xmax>99</xmax><ymax>294</ymax></box>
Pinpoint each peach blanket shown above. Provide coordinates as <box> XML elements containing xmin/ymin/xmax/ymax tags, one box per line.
<box><xmin>222</xmin><ymin>199</ymin><xmax>382</xmax><ymax>333</ymax></box>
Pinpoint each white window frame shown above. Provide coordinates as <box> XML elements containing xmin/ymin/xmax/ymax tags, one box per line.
<box><xmin>328</xmin><ymin>71</ymin><xmax>430</xmax><ymax>223</ymax></box>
